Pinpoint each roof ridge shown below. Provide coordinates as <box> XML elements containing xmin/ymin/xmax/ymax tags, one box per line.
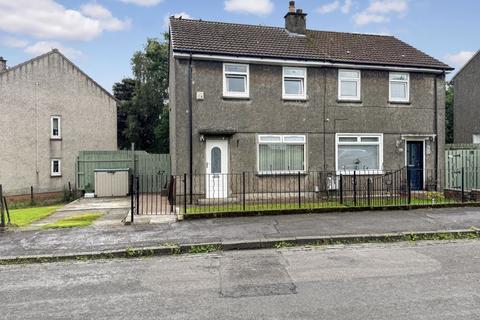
<box><xmin>170</xmin><ymin>17</ymin><xmax>395</xmax><ymax>39</ymax></box>
<box><xmin>0</xmin><ymin>49</ymin><xmax>118</xmax><ymax>101</ymax></box>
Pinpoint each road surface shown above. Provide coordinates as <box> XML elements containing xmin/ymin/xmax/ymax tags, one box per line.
<box><xmin>1</xmin><ymin>240</ymin><xmax>480</xmax><ymax>319</ymax></box>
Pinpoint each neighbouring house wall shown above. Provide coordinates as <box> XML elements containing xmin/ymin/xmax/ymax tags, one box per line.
<box><xmin>0</xmin><ymin>52</ymin><xmax>117</xmax><ymax>195</ymax></box>
<box><xmin>454</xmin><ymin>53</ymin><xmax>480</xmax><ymax>143</ymax></box>
<box><xmin>171</xmin><ymin>58</ymin><xmax>444</xmax><ymax>178</ymax></box>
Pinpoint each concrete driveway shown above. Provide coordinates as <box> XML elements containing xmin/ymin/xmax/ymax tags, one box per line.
<box><xmin>27</xmin><ymin>197</ymin><xmax>130</xmax><ymax>229</ymax></box>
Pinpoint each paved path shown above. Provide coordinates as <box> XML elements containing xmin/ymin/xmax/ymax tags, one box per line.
<box><xmin>25</xmin><ymin>197</ymin><xmax>130</xmax><ymax>229</ymax></box>
<box><xmin>1</xmin><ymin>240</ymin><xmax>479</xmax><ymax>319</ymax></box>
<box><xmin>1</xmin><ymin>206</ymin><xmax>480</xmax><ymax>258</ymax></box>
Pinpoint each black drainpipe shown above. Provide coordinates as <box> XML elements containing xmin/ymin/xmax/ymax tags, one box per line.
<box><xmin>188</xmin><ymin>53</ymin><xmax>193</xmax><ymax>204</ymax></box>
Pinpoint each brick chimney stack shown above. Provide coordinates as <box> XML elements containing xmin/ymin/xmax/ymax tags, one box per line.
<box><xmin>0</xmin><ymin>57</ymin><xmax>6</xmax><ymax>72</ymax></box>
<box><xmin>284</xmin><ymin>1</ymin><xmax>307</xmax><ymax>35</ymax></box>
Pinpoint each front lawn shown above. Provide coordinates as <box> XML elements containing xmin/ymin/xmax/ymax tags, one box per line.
<box><xmin>9</xmin><ymin>206</ymin><xmax>61</xmax><ymax>227</ymax></box>
<box><xmin>42</xmin><ymin>213</ymin><xmax>102</xmax><ymax>229</ymax></box>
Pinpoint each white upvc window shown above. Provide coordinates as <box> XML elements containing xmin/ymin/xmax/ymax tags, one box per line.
<box><xmin>336</xmin><ymin>134</ymin><xmax>383</xmax><ymax>174</ymax></box>
<box><xmin>51</xmin><ymin>116</ymin><xmax>61</xmax><ymax>139</ymax></box>
<box><xmin>389</xmin><ymin>72</ymin><xmax>410</xmax><ymax>102</ymax></box>
<box><xmin>257</xmin><ymin>134</ymin><xmax>306</xmax><ymax>174</ymax></box>
<box><xmin>282</xmin><ymin>67</ymin><xmax>307</xmax><ymax>100</ymax></box>
<box><xmin>223</xmin><ymin>63</ymin><xmax>249</xmax><ymax>98</ymax></box>
<box><xmin>338</xmin><ymin>69</ymin><xmax>361</xmax><ymax>101</ymax></box>
<box><xmin>51</xmin><ymin>159</ymin><xmax>62</xmax><ymax>177</ymax></box>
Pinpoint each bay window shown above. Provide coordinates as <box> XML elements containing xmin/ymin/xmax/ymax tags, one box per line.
<box><xmin>336</xmin><ymin>134</ymin><xmax>383</xmax><ymax>173</ymax></box>
<box><xmin>258</xmin><ymin>135</ymin><xmax>306</xmax><ymax>173</ymax></box>
<box><xmin>283</xmin><ymin>67</ymin><xmax>307</xmax><ymax>100</ymax></box>
<box><xmin>223</xmin><ymin>63</ymin><xmax>249</xmax><ymax>98</ymax></box>
<box><xmin>389</xmin><ymin>72</ymin><xmax>410</xmax><ymax>102</ymax></box>
<box><xmin>338</xmin><ymin>69</ymin><xmax>361</xmax><ymax>101</ymax></box>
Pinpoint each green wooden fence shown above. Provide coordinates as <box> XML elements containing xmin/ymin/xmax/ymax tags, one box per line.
<box><xmin>445</xmin><ymin>144</ymin><xmax>480</xmax><ymax>190</ymax></box>
<box><xmin>76</xmin><ymin>151</ymin><xmax>170</xmax><ymax>191</ymax></box>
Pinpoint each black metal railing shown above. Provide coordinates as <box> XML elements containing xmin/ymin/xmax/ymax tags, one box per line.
<box><xmin>128</xmin><ymin>167</ymin><xmax>479</xmax><ymax>220</ymax></box>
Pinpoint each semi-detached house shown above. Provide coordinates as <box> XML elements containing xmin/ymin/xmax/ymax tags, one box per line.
<box><xmin>168</xmin><ymin>1</ymin><xmax>453</xmax><ymax>198</ymax></box>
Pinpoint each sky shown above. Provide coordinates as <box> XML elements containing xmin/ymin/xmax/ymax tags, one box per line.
<box><xmin>0</xmin><ymin>0</ymin><xmax>478</xmax><ymax>92</ymax></box>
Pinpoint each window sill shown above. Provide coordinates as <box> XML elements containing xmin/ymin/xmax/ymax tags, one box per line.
<box><xmin>336</xmin><ymin>170</ymin><xmax>384</xmax><ymax>176</ymax></box>
<box><xmin>50</xmin><ymin>137</ymin><xmax>62</xmax><ymax>141</ymax></box>
<box><xmin>257</xmin><ymin>171</ymin><xmax>307</xmax><ymax>176</ymax></box>
<box><xmin>222</xmin><ymin>95</ymin><xmax>250</xmax><ymax>100</ymax></box>
<box><xmin>50</xmin><ymin>174</ymin><xmax>62</xmax><ymax>178</ymax></box>
<box><xmin>337</xmin><ymin>99</ymin><xmax>362</xmax><ymax>104</ymax></box>
<box><xmin>283</xmin><ymin>97</ymin><xmax>308</xmax><ymax>102</ymax></box>
<box><xmin>388</xmin><ymin>100</ymin><xmax>411</xmax><ymax>105</ymax></box>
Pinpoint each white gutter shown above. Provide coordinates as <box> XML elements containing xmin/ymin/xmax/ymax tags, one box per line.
<box><xmin>173</xmin><ymin>52</ymin><xmax>449</xmax><ymax>74</ymax></box>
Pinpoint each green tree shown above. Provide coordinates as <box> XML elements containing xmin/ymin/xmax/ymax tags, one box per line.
<box><xmin>113</xmin><ymin>34</ymin><xmax>170</xmax><ymax>153</ymax></box>
<box><xmin>445</xmin><ymin>85</ymin><xmax>454</xmax><ymax>144</ymax></box>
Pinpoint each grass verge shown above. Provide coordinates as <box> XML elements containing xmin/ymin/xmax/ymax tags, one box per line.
<box><xmin>42</xmin><ymin>213</ymin><xmax>102</xmax><ymax>229</ymax></box>
<box><xmin>9</xmin><ymin>206</ymin><xmax>61</xmax><ymax>227</ymax></box>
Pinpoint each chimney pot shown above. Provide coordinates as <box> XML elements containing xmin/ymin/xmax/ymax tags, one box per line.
<box><xmin>0</xmin><ymin>57</ymin><xmax>6</xmax><ymax>72</ymax></box>
<box><xmin>289</xmin><ymin>1</ymin><xmax>295</xmax><ymax>13</ymax></box>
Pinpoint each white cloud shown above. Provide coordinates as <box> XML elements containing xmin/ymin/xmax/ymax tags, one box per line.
<box><xmin>24</xmin><ymin>41</ymin><xmax>82</xmax><ymax>59</ymax></box>
<box><xmin>81</xmin><ymin>2</ymin><xmax>131</xmax><ymax>31</ymax></box>
<box><xmin>81</xmin><ymin>3</ymin><xmax>112</xmax><ymax>19</ymax></box>
<box><xmin>119</xmin><ymin>0</ymin><xmax>163</xmax><ymax>7</ymax></box>
<box><xmin>354</xmin><ymin>13</ymin><xmax>389</xmax><ymax>25</ymax></box>
<box><xmin>0</xmin><ymin>36</ymin><xmax>29</xmax><ymax>48</ymax></box>
<box><xmin>0</xmin><ymin>0</ymin><xmax>130</xmax><ymax>41</ymax></box>
<box><xmin>367</xmin><ymin>0</ymin><xmax>407</xmax><ymax>14</ymax></box>
<box><xmin>354</xmin><ymin>0</ymin><xmax>407</xmax><ymax>26</ymax></box>
<box><xmin>341</xmin><ymin>0</ymin><xmax>353</xmax><ymax>14</ymax></box>
<box><xmin>317</xmin><ymin>1</ymin><xmax>340</xmax><ymax>14</ymax></box>
<box><xmin>317</xmin><ymin>0</ymin><xmax>352</xmax><ymax>15</ymax></box>
<box><xmin>224</xmin><ymin>0</ymin><xmax>274</xmax><ymax>16</ymax></box>
<box><xmin>444</xmin><ymin>51</ymin><xmax>476</xmax><ymax>68</ymax></box>
<box><xmin>163</xmin><ymin>12</ymin><xmax>193</xmax><ymax>30</ymax></box>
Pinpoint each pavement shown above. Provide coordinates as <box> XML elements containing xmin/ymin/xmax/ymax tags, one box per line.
<box><xmin>1</xmin><ymin>205</ymin><xmax>480</xmax><ymax>261</ymax></box>
<box><xmin>1</xmin><ymin>240</ymin><xmax>480</xmax><ymax>319</ymax></box>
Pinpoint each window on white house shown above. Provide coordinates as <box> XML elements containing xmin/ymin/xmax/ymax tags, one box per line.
<box><xmin>283</xmin><ymin>67</ymin><xmax>307</xmax><ymax>99</ymax></box>
<box><xmin>51</xmin><ymin>116</ymin><xmax>61</xmax><ymax>139</ymax></box>
<box><xmin>258</xmin><ymin>135</ymin><xmax>306</xmax><ymax>173</ymax></box>
<box><xmin>223</xmin><ymin>63</ymin><xmax>249</xmax><ymax>98</ymax></box>
<box><xmin>336</xmin><ymin>134</ymin><xmax>383</xmax><ymax>173</ymax></box>
<box><xmin>51</xmin><ymin>159</ymin><xmax>61</xmax><ymax>177</ymax></box>
<box><xmin>338</xmin><ymin>69</ymin><xmax>361</xmax><ymax>101</ymax></box>
<box><xmin>389</xmin><ymin>72</ymin><xmax>409</xmax><ymax>102</ymax></box>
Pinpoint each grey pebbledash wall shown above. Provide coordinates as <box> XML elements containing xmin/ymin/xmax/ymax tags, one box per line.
<box><xmin>170</xmin><ymin>55</ymin><xmax>445</xmax><ymax>178</ymax></box>
<box><xmin>0</xmin><ymin>51</ymin><xmax>117</xmax><ymax>195</ymax></box>
<box><xmin>453</xmin><ymin>52</ymin><xmax>480</xmax><ymax>143</ymax></box>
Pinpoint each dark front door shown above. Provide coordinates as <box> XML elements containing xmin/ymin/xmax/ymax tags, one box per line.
<box><xmin>407</xmin><ymin>141</ymin><xmax>424</xmax><ymax>191</ymax></box>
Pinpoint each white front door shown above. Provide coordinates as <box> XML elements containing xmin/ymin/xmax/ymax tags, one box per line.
<box><xmin>206</xmin><ymin>139</ymin><xmax>228</xmax><ymax>198</ymax></box>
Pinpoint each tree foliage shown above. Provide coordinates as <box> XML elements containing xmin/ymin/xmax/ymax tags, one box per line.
<box><xmin>445</xmin><ymin>85</ymin><xmax>454</xmax><ymax>144</ymax></box>
<box><xmin>114</xmin><ymin>34</ymin><xmax>169</xmax><ymax>153</ymax></box>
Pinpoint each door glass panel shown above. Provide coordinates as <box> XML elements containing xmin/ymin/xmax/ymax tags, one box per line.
<box><xmin>211</xmin><ymin>147</ymin><xmax>222</xmax><ymax>174</ymax></box>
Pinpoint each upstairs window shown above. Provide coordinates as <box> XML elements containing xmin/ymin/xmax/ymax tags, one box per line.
<box><xmin>338</xmin><ymin>69</ymin><xmax>361</xmax><ymax>101</ymax></box>
<box><xmin>283</xmin><ymin>67</ymin><xmax>307</xmax><ymax>100</ymax></box>
<box><xmin>223</xmin><ymin>63</ymin><xmax>249</xmax><ymax>98</ymax></box>
<box><xmin>51</xmin><ymin>159</ymin><xmax>62</xmax><ymax>177</ymax></box>
<box><xmin>258</xmin><ymin>135</ymin><xmax>306</xmax><ymax>174</ymax></box>
<box><xmin>389</xmin><ymin>72</ymin><xmax>410</xmax><ymax>102</ymax></box>
<box><xmin>51</xmin><ymin>116</ymin><xmax>61</xmax><ymax>139</ymax></box>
